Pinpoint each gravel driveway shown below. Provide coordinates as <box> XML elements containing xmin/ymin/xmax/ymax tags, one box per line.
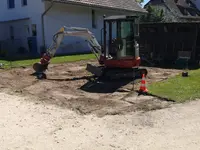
<box><xmin>0</xmin><ymin>92</ymin><xmax>200</xmax><ymax>150</ymax></box>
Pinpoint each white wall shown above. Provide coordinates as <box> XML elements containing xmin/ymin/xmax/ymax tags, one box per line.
<box><xmin>0</xmin><ymin>0</ymin><xmax>44</xmax><ymax>21</ymax></box>
<box><xmin>43</xmin><ymin>3</ymin><xmax>134</xmax><ymax>55</ymax></box>
<box><xmin>0</xmin><ymin>0</ymin><xmax>45</xmax><ymax>53</ymax></box>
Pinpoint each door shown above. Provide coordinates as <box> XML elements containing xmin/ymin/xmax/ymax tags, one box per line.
<box><xmin>117</xmin><ymin>21</ymin><xmax>135</xmax><ymax>58</ymax></box>
<box><xmin>27</xmin><ymin>37</ymin><xmax>37</xmax><ymax>55</ymax></box>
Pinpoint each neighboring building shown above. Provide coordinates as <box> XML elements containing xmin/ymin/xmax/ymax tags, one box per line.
<box><xmin>138</xmin><ymin>0</ymin><xmax>200</xmax><ymax>66</ymax></box>
<box><xmin>191</xmin><ymin>0</ymin><xmax>200</xmax><ymax>10</ymax></box>
<box><xmin>144</xmin><ymin>0</ymin><xmax>200</xmax><ymax>22</ymax></box>
<box><xmin>0</xmin><ymin>0</ymin><xmax>146</xmax><ymax>57</ymax></box>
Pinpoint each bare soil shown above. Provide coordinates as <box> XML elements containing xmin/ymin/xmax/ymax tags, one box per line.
<box><xmin>0</xmin><ymin>60</ymin><xmax>182</xmax><ymax>117</ymax></box>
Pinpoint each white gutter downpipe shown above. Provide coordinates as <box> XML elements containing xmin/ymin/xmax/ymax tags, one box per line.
<box><xmin>41</xmin><ymin>0</ymin><xmax>54</xmax><ymax>49</ymax></box>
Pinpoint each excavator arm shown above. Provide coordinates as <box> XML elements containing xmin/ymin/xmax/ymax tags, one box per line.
<box><xmin>33</xmin><ymin>26</ymin><xmax>103</xmax><ymax>73</ymax></box>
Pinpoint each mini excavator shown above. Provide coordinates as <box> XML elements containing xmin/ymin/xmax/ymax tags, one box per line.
<box><xmin>33</xmin><ymin>15</ymin><xmax>147</xmax><ymax>79</ymax></box>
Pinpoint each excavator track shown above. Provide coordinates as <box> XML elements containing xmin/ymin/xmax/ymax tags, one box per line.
<box><xmin>101</xmin><ymin>67</ymin><xmax>148</xmax><ymax>80</ymax></box>
<box><xmin>86</xmin><ymin>64</ymin><xmax>147</xmax><ymax>80</ymax></box>
<box><xmin>33</xmin><ymin>62</ymin><xmax>148</xmax><ymax>80</ymax></box>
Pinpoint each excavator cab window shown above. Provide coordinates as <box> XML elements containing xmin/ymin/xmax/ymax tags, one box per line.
<box><xmin>103</xmin><ymin>15</ymin><xmax>139</xmax><ymax>59</ymax></box>
<box><xmin>117</xmin><ymin>21</ymin><xmax>135</xmax><ymax>56</ymax></box>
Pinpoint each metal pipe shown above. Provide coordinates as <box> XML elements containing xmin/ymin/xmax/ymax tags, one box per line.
<box><xmin>103</xmin><ymin>16</ymin><xmax>107</xmax><ymax>58</ymax></box>
<box><xmin>41</xmin><ymin>0</ymin><xmax>54</xmax><ymax>48</ymax></box>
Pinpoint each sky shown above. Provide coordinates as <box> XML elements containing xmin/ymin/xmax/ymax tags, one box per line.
<box><xmin>141</xmin><ymin>0</ymin><xmax>150</xmax><ymax>7</ymax></box>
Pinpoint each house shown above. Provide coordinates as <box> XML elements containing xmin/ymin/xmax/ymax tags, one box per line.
<box><xmin>0</xmin><ymin>0</ymin><xmax>146</xmax><ymax>57</ymax></box>
<box><xmin>144</xmin><ymin>0</ymin><xmax>200</xmax><ymax>22</ymax></box>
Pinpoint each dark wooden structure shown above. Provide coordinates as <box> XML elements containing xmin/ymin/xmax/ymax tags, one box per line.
<box><xmin>139</xmin><ymin>22</ymin><xmax>200</xmax><ymax>65</ymax></box>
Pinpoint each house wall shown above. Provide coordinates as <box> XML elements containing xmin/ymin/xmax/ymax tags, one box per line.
<box><xmin>0</xmin><ymin>0</ymin><xmax>45</xmax><ymax>54</ymax></box>
<box><xmin>0</xmin><ymin>0</ymin><xmax>44</xmax><ymax>21</ymax></box>
<box><xmin>43</xmin><ymin>3</ymin><xmax>134</xmax><ymax>55</ymax></box>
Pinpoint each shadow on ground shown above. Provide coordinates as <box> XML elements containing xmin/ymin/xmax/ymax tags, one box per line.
<box><xmin>45</xmin><ymin>75</ymin><xmax>134</xmax><ymax>94</ymax></box>
<box><xmin>31</xmin><ymin>71</ymin><xmax>135</xmax><ymax>94</ymax></box>
<box><xmin>47</xmin><ymin>76</ymin><xmax>94</xmax><ymax>82</ymax></box>
<box><xmin>80</xmin><ymin>78</ymin><xmax>133</xmax><ymax>93</ymax></box>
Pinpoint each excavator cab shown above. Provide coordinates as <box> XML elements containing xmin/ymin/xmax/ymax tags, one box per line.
<box><xmin>100</xmin><ymin>15</ymin><xmax>141</xmax><ymax>68</ymax></box>
<box><xmin>87</xmin><ymin>15</ymin><xmax>147</xmax><ymax>79</ymax></box>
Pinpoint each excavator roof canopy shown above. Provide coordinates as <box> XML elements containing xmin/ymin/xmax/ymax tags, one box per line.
<box><xmin>103</xmin><ymin>15</ymin><xmax>139</xmax><ymax>21</ymax></box>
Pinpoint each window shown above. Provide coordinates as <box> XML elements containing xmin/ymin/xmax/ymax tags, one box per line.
<box><xmin>188</xmin><ymin>9</ymin><xmax>196</xmax><ymax>16</ymax></box>
<box><xmin>178</xmin><ymin>6</ymin><xmax>189</xmax><ymax>16</ymax></box>
<box><xmin>196</xmin><ymin>10</ymin><xmax>200</xmax><ymax>16</ymax></box>
<box><xmin>92</xmin><ymin>9</ymin><xmax>97</xmax><ymax>28</ymax></box>
<box><xmin>22</xmin><ymin>0</ymin><xmax>27</xmax><ymax>6</ymax></box>
<box><xmin>8</xmin><ymin>0</ymin><xmax>15</xmax><ymax>9</ymax></box>
<box><xmin>31</xmin><ymin>24</ymin><xmax>37</xmax><ymax>36</ymax></box>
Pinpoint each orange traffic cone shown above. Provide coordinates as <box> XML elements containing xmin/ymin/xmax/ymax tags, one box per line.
<box><xmin>139</xmin><ymin>74</ymin><xmax>148</xmax><ymax>94</ymax></box>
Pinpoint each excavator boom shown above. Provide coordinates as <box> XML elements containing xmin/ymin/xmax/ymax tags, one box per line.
<box><xmin>33</xmin><ymin>26</ymin><xmax>103</xmax><ymax>73</ymax></box>
<box><xmin>47</xmin><ymin>26</ymin><xmax>102</xmax><ymax>58</ymax></box>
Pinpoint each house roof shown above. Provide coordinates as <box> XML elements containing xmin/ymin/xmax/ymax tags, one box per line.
<box><xmin>45</xmin><ymin>0</ymin><xmax>147</xmax><ymax>13</ymax></box>
<box><xmin>145</xmin><ymin>0</ymin><xmax>200</xmax><ymax>22</ymax></box>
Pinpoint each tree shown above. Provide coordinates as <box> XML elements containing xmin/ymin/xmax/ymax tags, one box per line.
<box><xmin>135</xmin><ymin>0</ymin><xmax>144</xmax><ymax>7</ymax></box>
<box><xmin>140</xmin><ymin>5</ymin><xmax>165</xmax><ymax>22</ymax></box>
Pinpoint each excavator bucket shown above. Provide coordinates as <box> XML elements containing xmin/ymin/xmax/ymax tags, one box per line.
<box><xmin>33</xmin><ymin>62</ymin><xmax>49</xmax><ymax>73</ymax></box>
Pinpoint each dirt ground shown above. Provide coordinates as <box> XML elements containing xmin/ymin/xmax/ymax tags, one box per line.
<box><xmin>0</xmin><ymin>60</ymin><xmax>182</xmax><ymax>117</ymax></box>
<box><xmin>1</xmin><ymin>60</ymin><xmax>200</xmax><ymax>150</ymax></box>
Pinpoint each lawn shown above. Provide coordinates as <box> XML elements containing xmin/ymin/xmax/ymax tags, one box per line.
<box><xmin>0</xmin><ymin>54</ymin><xmax>96</xmax><ymax>69</ymax></box>
<box><xmin>148</xmin><ymin>69</ymin><xmax>200</xmax><ymax>103</ymax></box>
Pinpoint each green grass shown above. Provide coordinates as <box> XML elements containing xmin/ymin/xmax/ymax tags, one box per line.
<box><xmin>148</xmin><ymin>69</ymin><xmax>200</xmax><ymax>103</ymax></box>
<box><xmin>0</xmin><ymin>54</ymin><xmax>96</xmax><ymax>69</ymax></box>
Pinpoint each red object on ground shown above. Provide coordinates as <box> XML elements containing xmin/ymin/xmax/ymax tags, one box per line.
<box><xmin>139</xmin><ymin>74</ymin><xmax>148</xmax><ymax>93</ymax></box>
